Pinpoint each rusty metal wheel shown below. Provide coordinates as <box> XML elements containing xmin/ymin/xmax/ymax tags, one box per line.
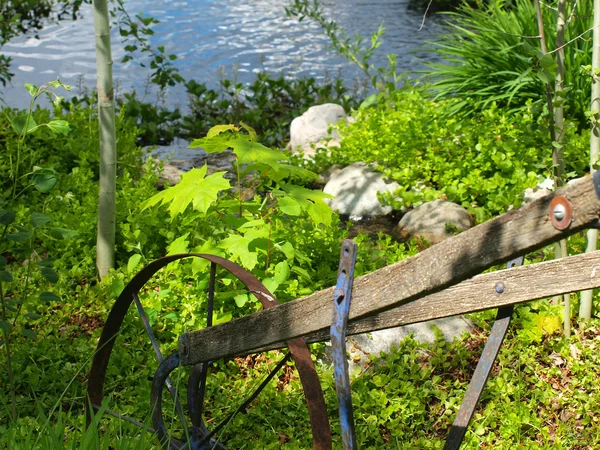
<box><xmin>86</xmin><ymin>254</ymin><xmax>332</xmax><ymax>449</ymax></box>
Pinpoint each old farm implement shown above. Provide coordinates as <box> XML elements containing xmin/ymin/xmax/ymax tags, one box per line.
<box><xmin>88</xmin><ymin>173</ymin><xmax>600</xmax><ymax>449</ymax></box>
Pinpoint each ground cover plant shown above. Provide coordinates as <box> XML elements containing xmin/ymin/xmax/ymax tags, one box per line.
<box><xmin>1</xmin><ymin>1</ymin><xmax>600</xmax><ymax>444</ymax></box>
<box><xmin>306</xmin><ymin>85</ymin><xmax>590</xmax><ymax>223</ymax></box>
<box><xmin>1</xmin><ymin>82</ymin><xmax>599</xmax><ymax>448</ymax></box>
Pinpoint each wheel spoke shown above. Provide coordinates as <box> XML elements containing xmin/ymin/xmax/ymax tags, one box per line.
<box><xmin>197</xmin><ymin>352</ymin><xmax>292</xmax><ymax>447</ymax></box>
<box><xmin>133</xmin><ymin>291</ymin><xmax>188</xmax><ymax>436</ymax></box>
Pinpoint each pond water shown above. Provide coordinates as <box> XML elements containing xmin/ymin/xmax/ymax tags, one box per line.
<box><xmin>1</xmin><ymin>0</ymin><xmax>445</xmax><ymax>109</ymax></box>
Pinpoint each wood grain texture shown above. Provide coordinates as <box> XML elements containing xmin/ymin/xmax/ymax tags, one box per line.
<box><xmin>180</xmin><ymin>174</ymin><xmax>600</xmax><ymax>366</ymax></box>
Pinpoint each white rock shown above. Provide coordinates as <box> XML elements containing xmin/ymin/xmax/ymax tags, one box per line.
<box><xmin>323</xmin><ymin>163</ymin><xmax>400</xmax><ymax>217</ymax></box>
<box><xmin>327</xmin><ymin>316</ymin><xmax>474</xmax><ymax>373</ymax></box>
<box><xmin>523</xmin><ymin>186</ymin><xmax>552</xmax><ymax>204</ymax></box>
<box><xmin>397</xmin><ymin>200</ymin><xmax>472</xmax><ymax>244</ymax></box>
<box><xmin>289</xmin><ymin>103</ymin><xmax>346</xmax><ymax>158</ymax></box>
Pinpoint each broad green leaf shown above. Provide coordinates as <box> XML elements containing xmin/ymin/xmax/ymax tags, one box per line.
<box><xmin>30</xmin><ymin>212</ymin><xmax>51</xmax><ymax>228</ymax></box>
<box><xmin>0</xmin><ymin>255</ymin><xmax>7</xmax><ymax>270</ymax></box>
<box><xmin>46</xmin><ymin>119</ymin><xmax>71</xmax><ymax>135</ymax></box>
<box><xmin>0</xmin><ymin>270</ymin><xmax>13</xmax><ymax>282</ymax></box>
<box><xmin>49</xmin><ymin>227</ymin><xmax>78</xmax><ymax>240</ymax></box>
<box><xmin>127</xmin><ymin>254</ymin><xmax>142</xmax><ymax>273</ymax></box>
<box><xmin>219</xmin><ymin>234</ymin><xmax>258</xmax><ymax>270</ymax></box>
<box><xmin>292</xmin><ymin>266</ymin><xmax>312</xmax><ymax>281</ymax></box>
<box><xmin>238</xmin><ymin>219</ymin><xmax>266</xmax><ymax>229</ymax></box>
<box><xmin>167</xmin><ymin>233</ymin><xmax>190</xmax><ymax>255</ymax></box>
<box><xmin>537</xmin><ymin>70</ymin><xmax>554</xmax><ymax>85</ymax></box>
<box><xmin>283</xmin><ymin>185</ymin><xmax>333</xmax><ymax>226</ymax></box>
<box><xmin>11</xmin><ymin>114</ymin><xmax>38</xmax><ymax>135</ymax></box>
<box><xmin>206</xmin><ymin>124</ymin><xmax>237</xmax><ymax>138</ymax></box>
<box><xmin>40</xmin><ymin>267</ymin><xmax>59</xmax><ymax>283</ymax></box>
<box><xmin>234</xmin><ymin>293</ymin><xmax>248</xmax><ymax>308</ymax></box>
<box><xmin>262</xmin><ymin>277</ymin><xmax>279</xmax><ymax>294</ymax></box>
<box><xmin>163</xmin><ymin>312</ymin><xmax>179</xmax><ymax>321</ymax></box>
<box><xmin>25</xmin><ymin>312</ymin><xmax>41</xmax><ymax>320</ymax></box>
<box><xmin>269</xmin><ymin>164</ymin><xmax>319</xmax><ymax>181</ymax></box>
<box><xmin>109</xmin><ymin>279</ymin><xmax>125</xmax><ymax>299</ymax></box>
<box><xmin>274</xmin><ymin>261</ymin><xmax>291</xmax><ymax>284</ymax></box>
<box><xmin>239</xmin><ymin>122</ymin><xmax>257</xmax><ymax>141</ymax></box>
<box><xmin>539</xmin><ymin>53</ymin><xmax>556</xmax><ymax>69</ymax></box>
<box><xmin>143</xmin><ymin>166</ymin><xmax>230</xmax><ymax>218</ymax></box>
<box><xmin>31</xmin><ymin>167</ymin><xmax>57</xmax><ymax>193</ymax></box>
<box><xmin>21</xmin><ymin>329</ymin><xmax>37</xmax><ymax>340</ymax></box>
<box><xmin>278</xmin><ymin>197</ymin><xmax>302</xmax><ymax>216</ymax></box>
<box><xmin>7</xmin><ymin>231</ymin><xmax>33</xmax><ymax>242</ymax></box>
<box><xmin>275</xmin><ymin>241</ymin><xmax>295</xmax><ymax>261</ymax></box>
<box><xmin>189</xmin><ymin>133</ymin><xmax>232</xmax><ymax>153</ymax></box>
<box><xmin>213</xmin><ymin>311</ymin><xmax>232</xmax><ymax>325</ymax></box>
<box><xmin>0</xmin><ymin>210</ymin><xmax>16</xmax><ymax>226</ymax></box>
<box><xmin>190</xmin><ymin>240</ymin><xmax>224</xmax><ymax>274</ymax></box>
<box><xmin>0</xmin><ymin>321</ymin><xmax>12</xmax><ymax>334</ymax></box>
<box><xmin>25</xmin><ymin>83</ymin><xmax>38</xmax><ymax>96</ymax></box>
<box><xmin>39</xmin><ymin>292</ymin><xmax>60</xmax><ymax>302</ymax></box>
<box><xmin>230</xmin><ymin>138</ymin><xmax>288</xmax><ymax>169</ymax></box>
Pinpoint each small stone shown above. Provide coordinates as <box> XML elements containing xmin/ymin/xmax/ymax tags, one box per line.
<box><xmin>397</xmin><ymin>200</ymin><xmax>472</xmax><ymax>244</ymax></box>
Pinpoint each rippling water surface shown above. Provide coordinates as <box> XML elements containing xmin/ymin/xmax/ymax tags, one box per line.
<box><xmin>2</xmin><ymin>0</ymin><xmax>443</xmax><ymax>109</ymax></box>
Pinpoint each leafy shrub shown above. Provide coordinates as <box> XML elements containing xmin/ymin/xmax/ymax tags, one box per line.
<box><xmin>323</xmin><ymin>86</ymin><xmax>589</xmax><ymax>222</ymax></box>
<box><xmin>424</xmin><ymin>0</ymin><xmax>593</xmax><ymax>125</ymax></box>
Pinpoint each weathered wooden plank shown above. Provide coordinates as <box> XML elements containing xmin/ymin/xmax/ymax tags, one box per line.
<box><xmin>249</xmin><ymin>250</ymin><xmax>600</xmax><ymax>352</ymax></box>
<box><xmin>179</xmin><ymin>173</ymin><xmax>600</xmax><ymax>366</ymax></box>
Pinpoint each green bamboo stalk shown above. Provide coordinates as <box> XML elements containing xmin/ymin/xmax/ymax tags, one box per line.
<box><xmin>93</xmin><ymin>0</ymin><xmax>116</xmax><ymax>279</ymax></box>
<box><xmin>580</xmin><ymin>0</ymin><xmax>600</xmax><ymax>320</ymax></box>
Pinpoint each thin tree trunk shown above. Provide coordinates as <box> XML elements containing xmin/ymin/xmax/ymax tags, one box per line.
<box><xmin>580</xmin><ymin>0</ymin><xmax>600</xmax><ymax>320</ymax></box>
<box><xmin>93</xmin><ymin>0</ymin><xmax>117</xmax><ymax>280</ymax></box>
<box><xmin>555</xmin><ymin>0</ymin><xmax>570</xmax><ymax>336</ymax></box>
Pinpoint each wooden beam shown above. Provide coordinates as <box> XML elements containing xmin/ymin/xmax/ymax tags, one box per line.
<box><xmin>248</xmin><ymin>250</ymin><xmax>600</xmax><ymax>353</ymax></box>
<box><xmin>179</xmin><ymin>173</ymin><xmax>600</xmax><ymax>366</ymax></box>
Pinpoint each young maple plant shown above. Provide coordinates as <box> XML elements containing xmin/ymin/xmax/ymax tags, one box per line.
<box><xmin>142</xmin><ymin>123</ymin><xmax>333</xmax><ymax>310</ymax></box>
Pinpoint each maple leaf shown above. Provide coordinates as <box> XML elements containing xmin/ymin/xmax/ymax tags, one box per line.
<box><xmin>142</xmin><ymin>165</ymin><xmax>230</xmax><ymax>218</ymax></box>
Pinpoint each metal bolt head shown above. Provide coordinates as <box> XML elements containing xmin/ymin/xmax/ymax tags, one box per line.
<box><xmin>553</xmin><ymin>203</ymin><xmax>566</xmax><ymax>221</ymax></box>
<box><xmin>495</xmin><ymin>282</ymin><xmax>505</xmax><ymax>294</ymax></box>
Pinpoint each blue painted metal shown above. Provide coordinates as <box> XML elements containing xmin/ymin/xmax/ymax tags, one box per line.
<box><xmin>330</xmin><ymin>239</ymin><xmax>358</xmax><ymax>450</ymax></box>
<box><xmin>443</xmin><ymin>256</ymin><xmax>524</xmax><ymax>450</ymax></box>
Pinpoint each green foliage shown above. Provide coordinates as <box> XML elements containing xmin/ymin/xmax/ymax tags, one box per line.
<box><xmin>183</xmin><ymin>73</ymin><xmax>357</xmax><ymax>149</ymax></box>
<box><xmin>323</xmin><ymin>86</ymin><xmax>589</xmax><ymax>222</ymax></box>
<box><xmin>424</xmin><ymin>0</ymin><xmax>593</xmax><ymax>125</ymax></box>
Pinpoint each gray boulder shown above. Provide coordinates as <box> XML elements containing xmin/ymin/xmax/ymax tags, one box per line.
<box><xmin>323</xmin><ymin>163</ymin><xmax>400</xmax><ymax>217</ymax></box>
<box><xmin>289</xmin><ymin>103</ymin><xmax>346</xmax><ymax>158</ymax></box>
<box><xmin>397</xmin><ymin>200</ymin><xmax>472</xmax><ymax>244</ymax></box>
<box><xmin>345</xmin><ymin>316</ymin><xmax>474</xmax><ymax>372</ymax></box>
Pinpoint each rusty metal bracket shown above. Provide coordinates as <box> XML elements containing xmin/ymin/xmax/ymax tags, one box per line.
<box><xmin>549</xmin><ymin>196</ymin><xmax>573</xmax><ymax>230</ymax></box>
<box><xmin>443</xmin><ymin>256</ymin><xmax>524</xmax><ymax>450</ymax></box>
<box><xmin>330</xmin><ymin>240</ymin><xmax>358</xmax><ymax>450</ymax></box>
